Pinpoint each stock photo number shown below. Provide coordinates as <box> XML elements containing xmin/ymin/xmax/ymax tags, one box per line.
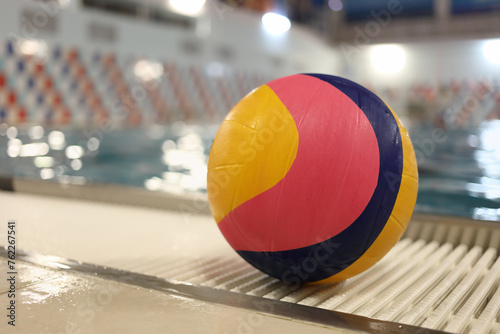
<box><xmin>6</xmin><ymin>220</ymin><xmax>16</xmax><ymax>327</ymax></box>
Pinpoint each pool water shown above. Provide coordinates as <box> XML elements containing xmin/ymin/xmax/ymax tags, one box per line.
<box><xmin>1</xmin><ymin>121</ymin><xmax>499</xmax><ymax>221</ymax></box>
<box><xmin>413</xmin><ymin>121</ymin><xmax>500</xmax><ymax>220</ymax></box>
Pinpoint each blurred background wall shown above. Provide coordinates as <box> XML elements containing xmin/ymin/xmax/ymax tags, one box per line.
<box><xmin>0</xmin><ymin>0</ymin><xmax>499</xmax><ymax>219</ymax></box>
<box><xmin>0</xmin><ymin>0</ymin><xmax>499</xmax><ymax>127</ymax></box>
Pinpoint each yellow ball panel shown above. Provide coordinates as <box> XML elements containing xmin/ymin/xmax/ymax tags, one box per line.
<box><xmin>207</xmin><ymin>85</ymin><xmax>299</xmax><ymax>223</ymax></box>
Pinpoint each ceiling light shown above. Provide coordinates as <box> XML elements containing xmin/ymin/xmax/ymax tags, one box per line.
<box><xmin>262</xmin><ymin>12</ymin><xmax>291</xmax><ymax>36</ymax></box>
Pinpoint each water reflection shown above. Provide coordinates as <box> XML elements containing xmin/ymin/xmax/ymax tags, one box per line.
<box><xmin>20</xmin><ymin>143</ymin><xmax>49</xmax><ymax>157</ymax></box>
<box><xmin>28</xmin><ymin>125</ymin><xmax>44</xmax><ymax>140</ymax></box>
<box><xmin>87</xmin><ymin>137</ymin><xmax>100</xmax><ymax>151</ymax></box>
<box><xmin>414</xmin><ymin>120</ymin><xmax>500</xmax><ymax>220</ymax></box>
<box><xmin>6</xmin><ymin>126</ymin><xmax>18</xmax><ymax>139</ymax></box>
<box><xmin>0</xmin><ymin>120</ymin><xmax>499</xmax><ymax>221</ymax></box>
<box><xmin>48</xmin><ymin>130</ymin><xmax>66</xmax><ymax>150</ymax></box>
<box><xmin>7</xmin><ymin>138</ymin><xmax>22</xmax><ymax>157</ymax></box>
<box><xmin>71</xmin><ymin>159</ymin><xmax>82</xmax><ymax>171</ymax></box>
<box><xmin>65</xmin><ymin>145</ymin><xmax>84</xmax><ymax>159</ymax></box>
<box><xmin>152</xmin><ymin>130</ymin><xmax>208</xmax><ymax>192</ymax></box>
<box><xmin>40</xmin><ymin>168</ymin><xmax>55</xmax><ymax>180</ymax></box>
<box><xmin>0</xmin><ymin>123</ymin><xmax>84</xmax><ymax>185</ymax></box>
<box><xmin>34</xmin><ymin>156</ymin><xmax>54</xmax><ymax>168</ymax></box>
<box><xmin>475</xmin><ymin>120</ymin><xmax>500</xmax><ymax>178</ymax></box>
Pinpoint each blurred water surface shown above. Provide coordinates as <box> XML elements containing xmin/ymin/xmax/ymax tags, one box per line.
<box><xmin>1</xmin><ymin>120</ymin><xmax>499</xmax><ymax>221</ymax></box>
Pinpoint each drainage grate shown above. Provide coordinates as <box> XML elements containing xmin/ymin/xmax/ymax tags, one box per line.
<box><xmin>3</xmin><ymin>213</ymin><xmax>500</xmax><ymax>333</ymax></box>
<box><xmin>106</xmin><ymin>216</ymin><xmax>500</xmax><ymax>334</ymax></box>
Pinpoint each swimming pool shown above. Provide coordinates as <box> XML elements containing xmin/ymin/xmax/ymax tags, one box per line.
<box><xmin>1</xmin><ymin>120</ymin><xmax>499</xmax><ymax>221</ymax></box>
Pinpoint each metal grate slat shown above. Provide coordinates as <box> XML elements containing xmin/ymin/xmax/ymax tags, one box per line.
<box><xmin>396</xmin><ymin>245</ymin><xmax>482</xmax><ymax>326</ymax></box>
<box><xmin>329</xmin><ymin>241</ymin><xmax>440</xmax><ymax>314</ymax></box>
<box><xmin>421</xmin><ymin>248</ymin><xmax>497</xmax><ymax>330</ymax></box>
<box><xmin>374</xmin><ymin>244</ymin><xmax>469</xmax><ymax>322</ymax></box>
<box><xmin>316</xmin><ymin>239</ymin><xmax>427</xmax><ymax>310</ymax></box>
<box><xmin>84</xmin><ymin>216</ymin><xmax>500</xmax><ymax>333</ymax></box>
<box><xmin>353</xmin><ymin>242</ymin><xmax>454</xmax><ymax>318</ymax></box>
<box><xmin>445</xmin><ymin>255</ymin><xmax>500</xmax><ymax>333</ymax></box>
